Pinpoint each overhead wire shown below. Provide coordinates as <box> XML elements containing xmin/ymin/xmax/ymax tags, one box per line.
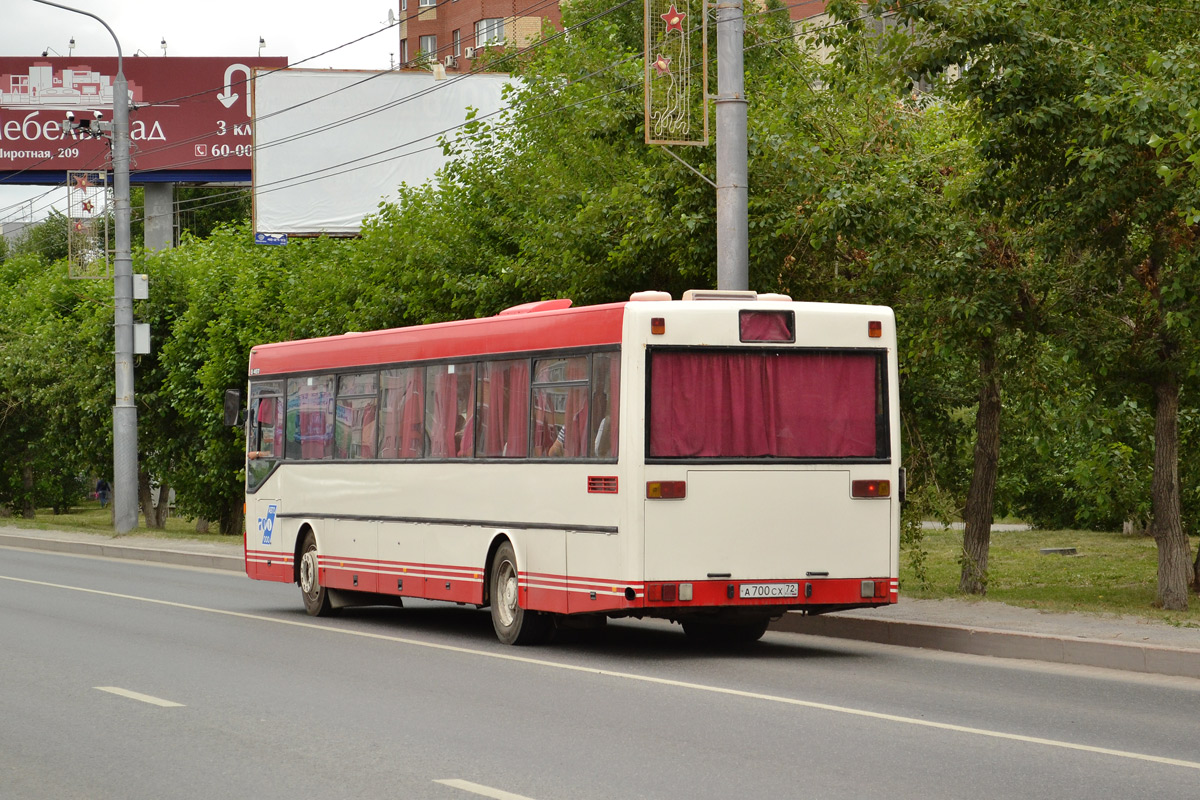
<box><xmin>7</xmin><ymin>0</ymin><xmax>898</xmax><ymax>227</ymax></box>
<box><xmin>7</xmin><ymin>0</ymin><xmax>634</xmax><ymax>224</ymax></box>
<box><xmin>122</xmin><ymin>0</ymin><xmax>637</xmax><ymax>176</ymax></box>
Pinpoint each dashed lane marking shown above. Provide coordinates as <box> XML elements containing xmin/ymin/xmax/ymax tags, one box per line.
<box><xmin>435</xmin><ymin>779</ymin><xmax>539</xmax><ymax>799</ymax></box>
<box><xmin>94</xmin><ymin>686</ymin><xmax>184</xmax><ymax>707</ymax></box>
<box><xmin>4</xmin><ymin>574</ymin><xmax>1199</xmax><ymax>773</ymax></box>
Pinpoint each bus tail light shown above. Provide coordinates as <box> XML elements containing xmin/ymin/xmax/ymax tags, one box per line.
<box><xmin>647</xmin><ymin>583</ymin><xmax>678</xmax><ymax>602</ymax></box>
<box><xmin>645</xmin><ymin>583</ymin><xmax>692</xmax><ymax>602</ymax></box>
<box><xmin>868</xmin><ymin>320</ymin><xmax>882</xmax><ymax>338</ymax></box>
<box><xmin>861</xmin><ymin>580</ymin><xmax>888</xmax><ymax>599</ymax></box>
<box><xmin>851</xmin><ymin>479</ymin><xmax>890</xmax><ymax>498</ymax></box>
<box><xmin>651</xmin><ymin>317</ymin><xmax>666</xmax><ymax>335</ymax></box>
<box><xmin>646</xmin><ymin>480</ymin><xmax>686</xmax><ymax>499</ymax></box>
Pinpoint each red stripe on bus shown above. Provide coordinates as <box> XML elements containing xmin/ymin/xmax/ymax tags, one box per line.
<box><xmin>249</xmin><ymin>303</ymin><xmax>626</xmax><ymax>375</ymax></box>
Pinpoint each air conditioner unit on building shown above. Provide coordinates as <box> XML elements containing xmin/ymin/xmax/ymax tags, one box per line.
<box><xmin>444</xmin><ymin>55</ymin><xmax>457</xmax><ymax>67</ymax></box>
<box><xmin>464</xmin><ymin>47</ymin><xmax>477</xmax><ymax>59</ymax></box>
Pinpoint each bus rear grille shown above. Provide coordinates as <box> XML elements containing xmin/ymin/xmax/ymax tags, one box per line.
<box><xmin>587</xmin><ymin>476</ymin><xmax>619</xmax><ymax>494</ymax></box>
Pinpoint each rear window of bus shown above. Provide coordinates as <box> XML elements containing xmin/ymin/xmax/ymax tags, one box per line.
<box><xmin>647</xmin><ymin>348</ymin><xmax>887</xmax><ymax>459</ymax></box>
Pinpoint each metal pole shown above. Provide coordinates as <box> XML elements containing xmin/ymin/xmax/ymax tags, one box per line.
<box><xmin>33</xmin><ymin>0</ymin><xmax>138</xmax><ymax>533</ymax></box>
<box><xmin>714</xmin><ymin>0</ymin><xmax>748</xmax><ymax>291</ymax></box>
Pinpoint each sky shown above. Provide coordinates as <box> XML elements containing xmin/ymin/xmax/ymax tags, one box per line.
<box><xmin>1</xmin><ymin>0</ymin><xmax>405</xmax><ymax>223</ymax></box>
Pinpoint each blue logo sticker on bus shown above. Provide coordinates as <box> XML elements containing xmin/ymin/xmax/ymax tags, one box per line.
<box><xmin>259</xmin><ymin>504</ymin><xmax>278</xmax><ymax>545</ymax></box>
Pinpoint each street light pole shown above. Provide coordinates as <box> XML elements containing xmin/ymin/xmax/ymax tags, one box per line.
<box><xmin>714</xmin><ymin>0</ymin><xmax>749</xmax><ymax>291</ymax></box>
<box><xmin>33</xmin><ymin>0</ymin><xmax>138</xmax><ymax>533</ymax></box>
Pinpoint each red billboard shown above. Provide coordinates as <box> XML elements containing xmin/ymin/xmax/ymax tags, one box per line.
<box><xmin>0</xmin><ymin>56</ymin><xmax>287</xmax><ymax>182</ymax></box>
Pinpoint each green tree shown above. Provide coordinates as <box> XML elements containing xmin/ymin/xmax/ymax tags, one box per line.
<box><xmin>0</xmin><ymin>252</ymin><xmax>111</xmax><ymax>516</ymax></box>
<box><xmin>9</xmin><ymin>211</ymin><xmax>70</xmax><ymax>263</ymax></box>
<box><xmin>894</xmin><ymin>0</ymin><xmax>1199</xmax><ymax>607</ymax></box>
<box><xmin>158</xmin><ymin>226</ymin><xmax>358</xmax><ymax>535</ymax></box>
<box><xmin>795</xmin><ymin>7</ymin><xmax>1052</xmax><ymax>594</ymax></box>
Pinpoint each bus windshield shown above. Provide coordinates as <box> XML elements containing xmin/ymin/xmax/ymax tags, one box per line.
<box><xmin>647</xmin><ymin>348</ymin><xmax>886</xmax><ymax>459</ymax></box>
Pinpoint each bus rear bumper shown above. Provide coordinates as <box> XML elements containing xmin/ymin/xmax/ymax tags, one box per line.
<box><xmin>640</xmin><ymin>576</ymin><xmax>897</xmax><ymax>611</ymax></box>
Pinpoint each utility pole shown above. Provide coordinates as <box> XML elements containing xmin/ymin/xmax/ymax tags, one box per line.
<box><xmin>714</xmin><ymin>0</ymin><xmax>748</xmax><ymax>291</ymax></box>
<box><xmin>34</xmin><ymin>0</ymin><xmax>138</xmax><ymax>533</ymax></box>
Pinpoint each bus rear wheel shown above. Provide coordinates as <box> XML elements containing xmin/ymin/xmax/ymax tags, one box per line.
<box><xmin>299</xmin><ymin>531</ymin><xmax>339</xmax><ymax>617</ymax></box>
<box><xmin>681</xmin><ymin>616</ymin><xmax>769</xmax><ymax>646</ymax></box>
<box><xmin>489</xmin><ymin>541</ymin><xmax>552</xmax><ymax>645</ymax></box>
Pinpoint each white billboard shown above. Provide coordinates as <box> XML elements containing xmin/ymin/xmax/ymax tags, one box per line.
<box><xmin>252</xmin><ymin>68</ymin><xmax>512</xmax><ymax>236</ymax></box>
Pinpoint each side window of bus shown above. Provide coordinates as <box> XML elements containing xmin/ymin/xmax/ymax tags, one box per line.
<box><xmin>379</xmin><ymin>367</ymin><xmax>425</xmax><ymax>459</ymax></box>
<box><xmin>532</xmin><ymin>356</ymin><xmax>589</xmax><ymax>458</ymax></box>
<box><xmin>476</xmin><ymin>359</ymin><xmax>530</xmax><ymax>458</ymax></box>
<box><xmin>425</xmin><ymin>363</ymin><xmax>476</xmax><ymax>458</ymax></box>
<box><xmin>591</xmin><ymin>352</ymin><xmax>619</xmax><ymax>459</ymax></box>
<box><xmin>286</xmin><ymin>375</ymin><xmax>336</xmax><ymax>460</ymax></box>
<box><xmin>335</xmin><ymin>373</ymin><xmax>378</xmax><ymax>459</ymax></box>
<box><xmin>247</xmin><ymin>380</ymin><xmax>285</xmax><ymax>490</ymax></box>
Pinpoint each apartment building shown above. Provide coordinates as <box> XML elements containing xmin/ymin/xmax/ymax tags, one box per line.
<box><xmin>398</xmin><ymin>0</ymin><xmax>563</xmax><ymax>71</ymax></box>
<box><xmin>396</xmin><ymin>1</ymin><xmax>832</xmax><ymax>72</ymax></box>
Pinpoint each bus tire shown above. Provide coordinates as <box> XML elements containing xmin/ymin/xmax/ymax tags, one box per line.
<box><xmin>299</xmin><ymin>531</ymin><xmax>339</xmax><ymax>617</ymax></box>
<box><xmin>489</xmin><ymin>541</ymin><xmax>551</xmax><ymax>645</ymax></box>
<box><xmin>681</xmin><ymin>616</ymin><xmax>769</xmax><ymax>646</ymax></box>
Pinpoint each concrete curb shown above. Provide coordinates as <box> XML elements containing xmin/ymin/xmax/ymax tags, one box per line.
<box><xmin>0</xmin><ymin>532</ymin><xmax>244</xmax><ymax>573</ymax></box>
<box><xmin>771</xmin><ymin>611</ymin><xmax>1200</xmax><ymax>680</ymax></box>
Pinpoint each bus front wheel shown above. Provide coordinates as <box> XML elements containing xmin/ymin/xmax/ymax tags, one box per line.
<box><xmin>299</xmin><ymin>531</ymin><xmax>339</xmax><ymax>617</ymax></box>
<box><xmin>489</xmin><ymin>541</ymin><xmax>552</xmax><ymax>645</ymax></box>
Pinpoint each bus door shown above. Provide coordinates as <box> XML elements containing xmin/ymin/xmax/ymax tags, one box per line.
<box><xmin>247</xmin><ymin>381</ymin><xmax>288</xmax><ymax>581</ymax></box>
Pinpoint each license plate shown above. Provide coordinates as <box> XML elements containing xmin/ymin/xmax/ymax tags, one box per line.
<box><xmin>739</xmin><ymin>582</ymin><xmax>799</xmax><ymax>599</ymax></box>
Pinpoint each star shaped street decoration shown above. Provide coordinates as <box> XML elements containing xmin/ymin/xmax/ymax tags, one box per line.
<box><xmin>82</xmin><ymin>199</ymin><xmax>94</xmax><ymax>213</ymax></box>
<box><xmin>73</xmin><ymin>173</ymin><xmax>92</xmax><ymax>190</ymax></box>
<box><xmin>653</xmin><ymin>53</ymin><xmax>672</xmax><ymax>75</ymax></box>
<box><xmin>661</xmin><ymin>4</ymin><xmax>686</xmax><ymax>32</ymax></box>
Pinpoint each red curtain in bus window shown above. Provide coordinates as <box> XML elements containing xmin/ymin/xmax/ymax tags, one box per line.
<box><xmin>649</xmin><ymin>350</ymin><xmax>878</xmax><ymax>458</ymax></box>
<box><xmin>397</xmin><ymin>369</ymin><xmax>425</xmax><ymax>458</ymax></box>
<box><xmin>295</xmin><ymin>376</ymin><xmax>335</xmax><ymax>460</ymax></box>
<box><xmin>592</xmin><ymin>352</ymin><xmax>619</xmax><ymax>458</ymax></box>
<box><xmin>359</xmin><ymin>402</ymin><xmax>377</xmax><ymax>459</ymax></box>
<box><xmin>505</xmin><ymin>361</ymin><xmax>530</xmax><ymax>457</ymax></box>
<box><xmin>456</xmin><ymin>365</ymin><xmax>476</xmax><ymax>458</ymax></box>
<box><xmin>380</xmin><ymin>369</ymin><xmax>424</xmax><ymax>459</ymax></box>
<box><xmin>739</xmin><ymin>310</ymin><xmax>793</xmax><ymax>342</ymax></box>
<box><xmin>378</xmin><ymin>373</ymin><xmax>400</xmax><ymax>458</ymax></box>
<box><xmin>563</xmin><ymin>359</ymin><xmax>589</xmax><ymax>457</ymax></box>
<box><xmin>479</xmin><ymin>360</ymin><xmax>529</xmax><ymax>458</ymax></box>
<box><xmin>428</xmin><ymin>368</ymin><xmax>458</xmax><ymax>458</ymax></box>
<box><xmin>427</xmin><ymin>365</ymin><xmax>475</xmax><ymax>458</ymax></box>
<box><xmin>609</xmin><ymin>356</ymin><xmax>620</xmax><ymax>456</ymax></box>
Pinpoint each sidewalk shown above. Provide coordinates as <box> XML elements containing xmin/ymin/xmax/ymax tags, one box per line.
<box><xmin>0</xmin><ymin>524</ymin><xmax>243</xmax><ymax>573</ymax></box>
<box><xmin>3</xmin><ymin>524</ymin><xmax>1199</xmax><ymax>679</ymax></box>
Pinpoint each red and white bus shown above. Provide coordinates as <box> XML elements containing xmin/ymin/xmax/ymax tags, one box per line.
<box><xmin>240</xmin><ymin>290</ymin><xmax>901</xmax><ymax>644</ymax></box>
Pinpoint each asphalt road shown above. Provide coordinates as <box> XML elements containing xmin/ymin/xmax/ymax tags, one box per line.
<box><xmin>2</xmin><ymin>547</ymin><xmax>1199</xmax><ymax>800</ymax></box>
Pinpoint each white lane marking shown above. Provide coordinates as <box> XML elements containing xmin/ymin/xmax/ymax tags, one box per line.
<box><xmin>435</xmin><ymin>779</ymin><xmax>539</xmax><ymax>799</ymax></box>
<box><xmin>4</xmin><ymin>574</ymin><xmax>1199</xmax><ymax>772</ymax></box>
<box><xmin>94</xmin><ymin>686</ymin><xmax>184</xmax><ymax>707</ymax></box>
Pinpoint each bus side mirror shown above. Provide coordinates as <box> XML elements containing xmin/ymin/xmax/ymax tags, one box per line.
<box><xmin>224</xmin><ymin>389</ymin><xmax>242</xmax><ymax>426</ymax></box>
